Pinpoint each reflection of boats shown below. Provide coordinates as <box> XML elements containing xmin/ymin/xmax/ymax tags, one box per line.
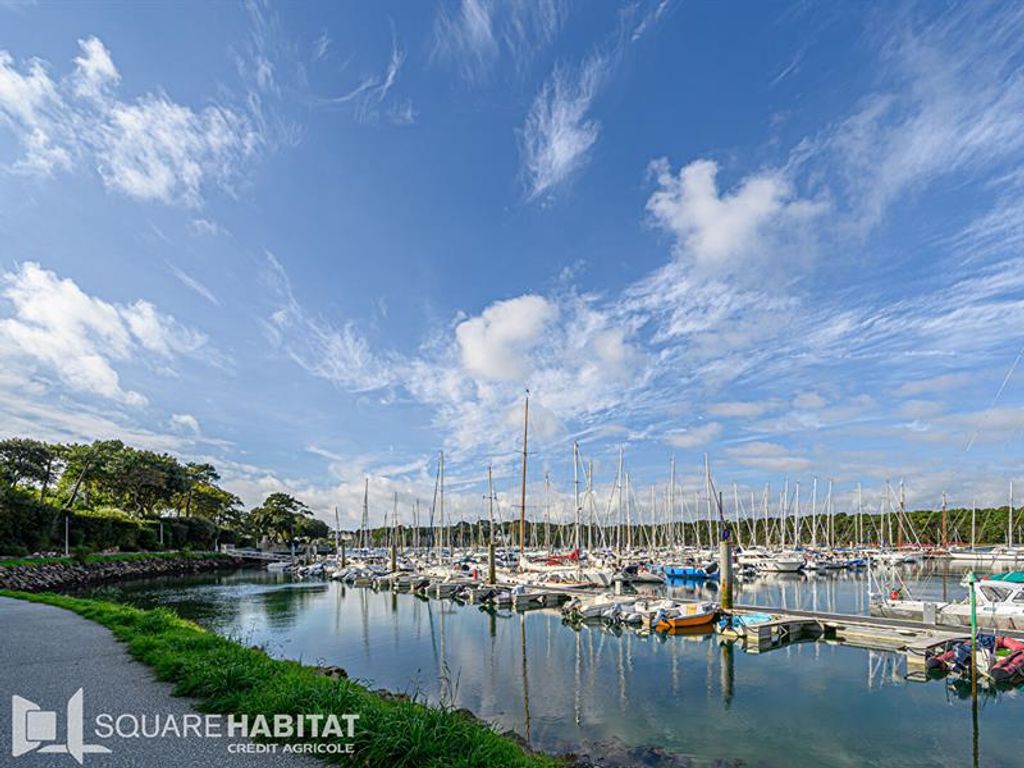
<box><xmin>654</xmin><ymin>602</ymin><xmax>718</xmax><ymax>631</ymax></box>
<box><xmin>871</xmin><ymin>572</ymin><xmax>1024</xmax><ymax>630</ymax></box>
<box><xmin>662</xmin><ymin>624</ymin><xmax>715</xmax><ymax>638</ymax></box>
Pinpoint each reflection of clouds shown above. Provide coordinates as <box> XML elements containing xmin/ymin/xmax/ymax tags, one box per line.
<box><xmin>119</xmin><ymin>572</ymin><xmax>1017</xmax><ymax>765</ymax></box>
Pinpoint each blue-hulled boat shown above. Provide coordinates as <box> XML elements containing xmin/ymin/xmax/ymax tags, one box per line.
<box><xmin>661</xmin><ymin>562</ymin><xmax>719</xmax><ymax>581</ymax></box>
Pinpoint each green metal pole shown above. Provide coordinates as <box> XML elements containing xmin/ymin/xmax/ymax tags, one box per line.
<box><xmin>969</xmin><ymin>570</ymin><xmax>978</xmax><ymax>700</ymax></box>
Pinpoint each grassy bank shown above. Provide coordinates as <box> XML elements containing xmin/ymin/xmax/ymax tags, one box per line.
<box><xmin>0</xmin><ymin>591</ymin><xmax>557</xmax><ymax>768</ymax></box>
<box><xmin>0</xmin><ymin>551</ymin><xmax>230</xmax><ymax>568</ymax></box>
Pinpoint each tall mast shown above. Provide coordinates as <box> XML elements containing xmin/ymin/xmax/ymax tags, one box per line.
<box><xmin>883</xmin><ymin>481</ymin><xmax>891</xmax><ymax>548</ymax></box>
<box><xmin>825</xmin><ymin>479</ymin><xmax>833</xmax><ymax>549</ymax></box>
<box><xmin>794</xmin><ymin>481</ymin><xmax>801</xmax><ymax>549</ymax></box>
<box><xmin>572</xmin><ymin>442</ymin><xmax>581</xmax><ymax>555</ymax></box>
<box><xmin>762</xmin><ymin>484</ymin><xmax>769</xmax><ymax>548</ymax></box>
<box><xmin>362</xmin><ymin>478</ymin><xmax>369</xmax><ymax>550</ymax></box>
<box><xmin>941</xmin><ymin>491</ymin><xmax>948</xmax><ymax>549</ymax></box>
<box><xmin>1009</xmin><ymin>481</ymin><xmax>1015</xmax><ymax>549</ymax></box>
<box><xmin>544</xmin><ymin>471</ymin><xmax>551</xmax><ymax>552</ymax></box>
<box><xmin>704</xmin><ymin>453</ymin><xmax>713</xmax><ymax>548</ymax></box>
<box><xmin>393</xmin><ymin>491</ymin><xmax>399</xmax><ymax>551</ymax></box>
<box><xmin>898</xmin><ymin>480</ymin><xmax>905</xmax><ymax>549</ymax></box>
<box><xmin>487</xmin><ymin>464</ymin><xmax>495</xmax><ymax>547</ymax></box>
<box><xmin>440</xmin><ymin>451</ymin><xmax>446</xmax><ymax>559</ymax></box>
<box><xmin>586</xmin><ymin>460</ymin><xmax>594</xmax><ymax>553</ymax></box>
<box><xmin>617</xmin><ymin>447</ymin><xmax>625</xmax><ymax>555</ymax></box>
<box><xmin>573</xmin><ymin>442</ymin><xmax>582</xmax><ymax>575</ymax></box>
<box><xmin>733</xmin><ymin>483</ymin><xmax>741</xmax><ymax>549</ymax></box>
<box><xmin>971</xmin><ymin>498</ymin><xmax>977</xmax><ymax>551</ymax></box>
<box><xmin>334</xmin><ymin>506</ymin><xmax>340</xmax><ymax>559</ymax></box>
<box><xmin>519</xmin><ymin>391</ymin><xmax>529</xmax><ymax>564</ymax></box>
<box><xmin>669</xmin><ymin>457</ymin><xmax>677</xmax><ymax>550</ymax></box>
<box><xmin>811</xmin><ymin>477</ymin><xmax>818</xmax><ymax>547</ymax></box>
<box><xmin>857</xmin><ymin>483</ymin><xmax>863</xmax><ymax>546</ymax></box>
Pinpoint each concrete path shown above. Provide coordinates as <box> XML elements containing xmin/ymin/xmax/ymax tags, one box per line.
<box><xmin>0</xmin><ymin>596</ymin><xmax>320</xmax><ymax>767</ymax></box>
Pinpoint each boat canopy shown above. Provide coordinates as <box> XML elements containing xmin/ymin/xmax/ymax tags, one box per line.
<box><xmin>988</xmin><ymin>572</ymin><xmax>1024</xmax><ymax>584</ymax></box>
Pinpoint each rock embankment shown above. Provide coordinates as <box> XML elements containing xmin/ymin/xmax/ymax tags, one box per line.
<box><xmin>0</xmin><ymin>555</ymin><xmax>241</xmax><ymax>592</ymax></box>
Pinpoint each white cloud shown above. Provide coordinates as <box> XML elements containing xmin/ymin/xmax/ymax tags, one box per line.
<box><xmin>520</xmin><ymin>54</ymin><xmax>606</xmax><ymax>199</ymax></box>
<box><xmin>665</xmin><ymin>422</ymin><xmax>722</xmax><ymax>449</ymax></box>
<box><xmin>0</xmin><ymin>37</ymin><xmax>261</xmax><ymax>205</ymax></box>
<box><xmin>313</xmin><ymin>29</ymin><xmax>331</xmax><ymax>61</ymax></box>
<box><xmin>707</xmin><ymin>400</ymin><xmax>780</xmax><ymax>418</ymax></box>
<box><xmin>455</xmin><ymin>294</ymin><xmax>557</xmax><ymax>381</ymax></box>
<box><xmin>316</xmin><ymin>33</ymin><xmax>409</xmax><ymax>126</ymax></box>
<box><xmin>189</xmin><ymin>218</ymin><xmax>227</xmax><ymax>237</ymax></box>
<box><xmin>97</xmin><ymin>96</ymin><xmax>257</xmax><ymax>206</ymax></box>
<box><xmin>263</xmin><ymin>253</ymin><xmax>394</xmax><ymax>392</ymax></box>
<box><xmin>646</xmin><ymin>158</ymin><xmax>825</xmax><ymax>271</ymax></box>
<box><xmin>433</xmin><ymin>0</ymin><xmax>566</xmax><ymax>82</ymax></box>
<box><xmin>816</xmin><ymin>4</ymin><xmax>1024</xmax><ymax>234</ymax></box>
<box><xmin>897</xmin><ymin>372</ymin><xmax>973</xmax><ymax>397</ymax></box>
<box><xmin>170</xmin><ymin>413</ymin><xmax>200</xmax><ymax>434</ymax></box>
<box><xmin>792</xmin><ymin>391</ymin><xmax>828</xmax><ymax>410</ymax></box>
<box><xmin>726</xmin><ymin>441</ymin><xmax>812</xmax><ymax>473</ymax></box>
<box><xmin>0</xmin><ymin>262</ymin><xmax>207</xmax><ymax>406</ymax></box>
<box><xmin>168</xmin><ymin>263</ymin><xmax>219</xmax><ymax>306</ymax></box>
<box><xmin>72</xmin><ymin>36</ymin><xmax>118</xmax><ymax>100</ymax></box>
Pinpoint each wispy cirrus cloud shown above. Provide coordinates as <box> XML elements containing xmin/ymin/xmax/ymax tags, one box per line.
<box><xmin>432</xmin><ymin>0</ymin><xmax>568</xmax><ymax>83</ymax></box>
<box><xmin>315</xmin><ymin>32</ymin><xmax>411</xmax><ymax>125</ymax></box>
<box><xmin>520</xmin><ymin>54</ymin><xmax>607</xmax><ymax>200</ymax></box>
<box><xmin>168</xmin><ymin>263</ymin><xmax>220</xmax><ymax>306</ymax></box>
<box><xmin>518</xmin><ymin>1</ymin><xmax>673</xmax><ymax>201</ymax></box>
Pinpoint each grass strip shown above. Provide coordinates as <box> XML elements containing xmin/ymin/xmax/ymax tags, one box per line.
<box><xmin>0</xmin><ymin>590</ymin><xmax>558</xmax><ymax>768</ymax></box>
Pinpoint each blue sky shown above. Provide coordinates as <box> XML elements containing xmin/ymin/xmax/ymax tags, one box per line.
<box><xmin>2</xmin><ymin>1</ymin><xmax>1023</xmax><ymax>527</ymax></box>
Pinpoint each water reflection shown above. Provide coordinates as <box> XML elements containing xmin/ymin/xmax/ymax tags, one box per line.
<box><xmin>94</xmin><ymin>568</ymin><xmax>1020</xmax><ymax>768</ymax></box>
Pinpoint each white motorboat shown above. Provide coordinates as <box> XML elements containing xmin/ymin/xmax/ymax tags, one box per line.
<box><xmin>870</xmin><ymin>572</ymin><xmax>1024</xmax><ymax>630</ymax></box>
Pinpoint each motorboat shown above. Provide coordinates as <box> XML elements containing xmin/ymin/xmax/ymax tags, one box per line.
<box><xmin>870</xmin><ymin>572</ymin><xmax>1024</xmax><ymax>630</ymax></box>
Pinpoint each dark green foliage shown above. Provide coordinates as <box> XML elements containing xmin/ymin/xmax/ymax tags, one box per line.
<box><xmin>0</xmin><ymin>437</ymin><xmax>328</xmax><ymax>556</ymax></box>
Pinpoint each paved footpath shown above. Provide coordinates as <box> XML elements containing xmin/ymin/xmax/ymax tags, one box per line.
<box><xmin>0</xmin><ymin>596</ymin><xmax>320</xmax><ymax>768</ymax></box>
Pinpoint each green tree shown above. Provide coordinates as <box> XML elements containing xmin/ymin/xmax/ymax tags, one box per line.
<box><xmin>103</xmin><ymin>448</ymin><xmax>189</xmax><ymax>516</ymax></box>
<box><xmin>248</xmin><ymin>493</ymin><xmax>312</xmax><ymax>544</ymax></box>
<box><xmin>0</xmin><ymin>438</ymin><xmax>58</xmax><ymax>500</ymax></box>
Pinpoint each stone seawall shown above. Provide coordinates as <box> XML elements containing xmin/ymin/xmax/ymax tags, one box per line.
<box><xmin>0</xmin><ymin>555</ymin><xmax>242</xmax><ymax>592</ymax></box>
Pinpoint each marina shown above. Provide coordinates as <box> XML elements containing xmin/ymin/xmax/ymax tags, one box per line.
<box><xmin>93</xmin><ymin>556</ymin><xmax>1024</xmax><ymax>767</ymax></box>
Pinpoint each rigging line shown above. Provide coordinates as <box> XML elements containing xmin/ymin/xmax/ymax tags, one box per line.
<box><xmin>964</xmin><ymin>342</ymin><xmax>1024</xmax><ymax>452</ymax></box>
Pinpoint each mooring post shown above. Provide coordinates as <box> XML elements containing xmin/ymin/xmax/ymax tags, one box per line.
<box><xmin>720</xmin><ymin>526</ymin><xmax>733</xmax><ymax>611</ymax></box>
<box><xmin>391</xmin><ymin>543</ymin><xmax>398</xmax><ymax>573</ymax></box>
<box><xmin>488</xmin><ymin>541</ymin><xmax>496</xmax><ymax>584</ymax></box>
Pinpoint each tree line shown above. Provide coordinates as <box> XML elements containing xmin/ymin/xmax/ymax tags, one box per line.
<box><xmin>0</xmin><ymin>438</ymin><xmax>328</xmax><ymax>556</ymax></box>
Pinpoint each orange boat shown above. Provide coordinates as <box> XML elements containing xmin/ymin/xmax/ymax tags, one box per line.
<box><xmin>655</xmin><ymin>602</ymin><xmax>718</xmax><ymax>631</ymax></box>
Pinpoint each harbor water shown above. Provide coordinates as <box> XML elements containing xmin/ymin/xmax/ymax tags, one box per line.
<box><xmin>93</xmin><ymin>565</ymin><xmax>1022</xmax><ymax>767</ymax></box>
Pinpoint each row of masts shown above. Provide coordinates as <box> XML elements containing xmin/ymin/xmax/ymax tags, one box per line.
<box><xmin>347</xmin><ymin>395</ymin><xmax>1020</xmax><ymax>554</ymax></box>
<box><xmin>347</xmin><ymin>465</ymin><xmax>1020</xmax><ymax>554</ymax></box>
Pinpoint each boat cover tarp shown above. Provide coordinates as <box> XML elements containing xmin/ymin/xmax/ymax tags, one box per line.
<box><xmin>988</xmin><ymin>572</ymin><xmax>1024</xmax><ymax>583</ymax></box>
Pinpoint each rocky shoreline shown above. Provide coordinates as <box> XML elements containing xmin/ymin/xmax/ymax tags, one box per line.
<box><xmin>0</xmin><ymin>554</ymin><xmax>242</xmax><ymax>592</ymax></box>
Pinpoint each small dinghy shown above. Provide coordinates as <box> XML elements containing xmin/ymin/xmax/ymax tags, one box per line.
<box><xmin>654</xmin><ymin>601</ymin><xmax>718</xmax><ymax>631</ymax></box>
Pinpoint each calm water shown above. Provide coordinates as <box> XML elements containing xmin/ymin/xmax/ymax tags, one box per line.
<box><xmin>92</xmin><ymin>566</ymin><xmax>1023</xmax><ymax>767</ymax></box>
